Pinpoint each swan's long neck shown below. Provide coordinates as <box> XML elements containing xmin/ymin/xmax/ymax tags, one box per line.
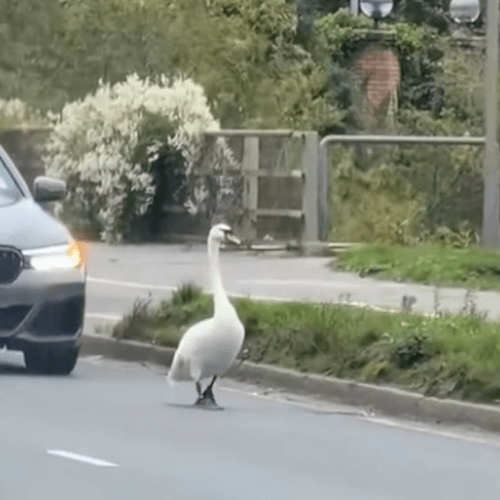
<box><xmin>208</xmin><ymin>237</ymin><xmax>233</xmax><ymax>317</ymax></box>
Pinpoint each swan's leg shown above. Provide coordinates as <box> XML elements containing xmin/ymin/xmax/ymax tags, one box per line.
<box><xmin>195</xmin><ymin>376</ymin><xmax>218</xmax><ymax>407</ymax></box>
<box><xmin>194</xmin><ymin>380</ymin><xmax>209</xmax><ymax>406</ymax></box>
<box><xmin>202</xmin><ymin>376</ymin><xmax>217</xmax><ymax>402</ymax></box>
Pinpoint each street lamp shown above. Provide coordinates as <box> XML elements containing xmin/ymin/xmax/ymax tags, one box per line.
<box><xmin>351</xmin><ymin>0</ymin><xmax>394</xmax><ymax>20</ymax></box>
<box><xmin>451</xmin><ymin>0</ymin><xmax>499</xmax><ymax>247</ymax></box>
<box><xmin>449</xmin><ymin>0</ymin><xmax>480</xmax><ymax>23</ymax></box>
<box><xmin>359</xmin><ymin>0</ymin><xmax>393</xmax><ymax>19</ymax></box>
<box><xmin>359</xmin><ymin>0</ymin><xmax>393</xmax><ymax>27</ymax></box>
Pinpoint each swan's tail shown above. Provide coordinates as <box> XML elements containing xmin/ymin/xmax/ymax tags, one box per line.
<box><xmin>167</xmin><ymin>353</ymin><xmax>193</xmax><ymax>383</ymax></box>
<box><xmin>166</xmin><ymin>355</ymin><xmax>199</xmax><ymax>405</ymax></box>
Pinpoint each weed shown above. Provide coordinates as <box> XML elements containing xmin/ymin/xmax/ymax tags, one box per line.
<box><xmin>391</xmin><ymin>332</ymin><xmax>430</xmax><ymax>369</ymax></box>
<box><xmin>433</xmin><ymin>287</ymin><xmax>443</xmax><ymax>317</ymax></box>
<box><xmin>171</xmin><ymin>282</ymin><xmax>203</xmax><ymax>306</ymax></box>
<box><xmin>113</xmin><ymin>293</ymin><xmax>153</xmax><ymax>340</ymax></box>
<box><xmin>461</xmin><ymin>288</ymin><xmax>487</xmax><ymax>320</ymax></box>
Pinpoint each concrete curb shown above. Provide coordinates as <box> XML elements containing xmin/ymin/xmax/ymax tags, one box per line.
<box><xmin>81</xmin><ymin>334</ymin><xmax>500</xmax><ymax>434</ymax></box>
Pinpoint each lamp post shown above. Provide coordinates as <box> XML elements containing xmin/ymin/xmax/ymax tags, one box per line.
<box><xmin>359</xmin><ymin>0</ymin><xmax>393</xmax><ymax>27</ymax></box>
<box><xmin>350</xmin><ymin>0</ymin><xmax>359</xmax><ymax>16</ymax></box>
<box><xmin>482</xmin><ymin>0</ymin><xmax>499</xmax><ymax>248</ymax></box>
<box><xmin>353</xmin><ymin>0</ymin><xmax>497</xmax><ymax>247</ymax></box>
<box><xmin>451</xmin><ymin>0</ymin><xmax>498</xmax><ymax>248</ymax></box>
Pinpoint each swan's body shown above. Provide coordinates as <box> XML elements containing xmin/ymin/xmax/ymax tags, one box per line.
<box><xmin>168</xmin><ymin>314</ymin><xmax>244</xmax><ymax>382</ymax></box>
<box><xmin>167</xmin><ymin>223</ymin><xmax>245</xmax><ymax>407</ymax></box>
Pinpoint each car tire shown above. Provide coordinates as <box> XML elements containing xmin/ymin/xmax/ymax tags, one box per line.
<box><xmin>24</xmin><ymin>345</ymin><xmax>79</xmax><ymax>375</ymax></box>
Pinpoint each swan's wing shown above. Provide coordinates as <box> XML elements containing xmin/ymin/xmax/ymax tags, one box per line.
<box><xmin>167</xmin><ymin>318</ymin><xmax>214</xmax><ymax>381</ymax></box>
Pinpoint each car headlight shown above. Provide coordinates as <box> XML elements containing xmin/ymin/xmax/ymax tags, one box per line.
<box><xmin>23</xmin><ymin>240</ymin><xmax>85</xmax><ymax>271</ymax></box>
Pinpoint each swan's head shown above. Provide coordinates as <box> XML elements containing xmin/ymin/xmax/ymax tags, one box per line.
<box><xmin>209</xmin><ymin>223</ymin><xmax>241</xmax><ymax>245</ymax></box>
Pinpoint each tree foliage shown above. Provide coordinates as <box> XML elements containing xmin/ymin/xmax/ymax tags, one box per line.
<box><xmin>0</xmin><ymin>0</ymin><xmax>493</xmax><ymax>244</ymax></box>
<box><xmin>0</xmin><ymin>0</ymin><xmax>343</xmax><ymax>131</ymax></box>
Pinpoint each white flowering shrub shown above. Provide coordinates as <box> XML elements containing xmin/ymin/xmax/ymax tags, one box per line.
<box><xmin>0</xmin><ymin>98</ymin><xmax>48</xmax><ymax>130</ymax></box>
<box><xmin>43</xmin><ymin>74</ymin><xmax>220</xmax><ymax>243</ymax></box>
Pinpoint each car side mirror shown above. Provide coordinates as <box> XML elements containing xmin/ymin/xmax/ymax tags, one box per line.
<box><xmin>33</xmin><ymin>176</ymin><xmax>67</xmax><ymax>202</ymax></box>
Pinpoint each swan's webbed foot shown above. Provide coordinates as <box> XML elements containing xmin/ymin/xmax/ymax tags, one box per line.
<box><xmin>194</xmin><ymin>393</ymin><xmax>218</xmax><ymax>407</ymax></box>
<box><xmin>194</xmin><ymin>376</ymin><xmax>221</xmax><ymax>409</ymax></box>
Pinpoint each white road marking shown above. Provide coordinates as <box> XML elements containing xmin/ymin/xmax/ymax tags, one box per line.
<box><xmin>85</xmin><ymin>313</ymin><xmax>122</xmax><ymax>321</ymax></box>
<box><xmin>47</xmin><ymin>450</ymin><xmax>118</xmax><ymax>467</ymax></box>
<box><xmin>229</xmin><ymin>292</ymin><xmax>296</xmax><ymax>303</ymax></box>
<box><xmin>219</xmin><ymin>386</ymin><xmax>500</xmax><ymax>448</ymax></box>
<box><xmin>87</xmin><ymin>275</ymin><xmax>296</xmax><ymax>304</ymax></box>
<box><xmin>87</xmin><ymin>276</ymin><xmax>177</xmax><ymax>291</ymax></box>
<box><xmin>363</xmin><ymin>416</ymin><xmax>500</xmax><ymax>449</ymax></box>
<box><xmin>228</xmin><ymin>291</ymin><xmax>409</xmax><ymax>315</ymax></box>
<box><xmin>86</xmin><ymin>276</ymin><xmax>405</xmax><ymax>315</ymax></box>
<box><xmin>80</xmin><ymin>355</ymin><xmax>104</xmax><ymax>362</ymax></box>
<box><xmin>220</xmin><ymin>386</ymin><xmax>368</xmax><ymax>416</ymax></box>
<box><xmin>235</xmin><ymin>278</ymin><xmax>405</xmax><ymax>289</ymax></box>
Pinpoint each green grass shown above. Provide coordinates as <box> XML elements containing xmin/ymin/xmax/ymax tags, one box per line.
<box><xmin>112</xmin><ymin>282</ymin><xmax>500</xmax><ymax>404</ymax></box>
<box><xmin>335</xmin><ymin>244</ymin><xmax>500</xmax><ymax>290</ymax></box>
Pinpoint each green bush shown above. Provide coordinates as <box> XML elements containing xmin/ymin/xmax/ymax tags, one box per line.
<box><xmin>329</xmin><ymin>147</ymin><xmax>426</xmax><ymax>245</ymax></box>
<box><xmin>43</xmin><ymin>75</ymin><xmax>220</xmax><ymax>243</ymax></box>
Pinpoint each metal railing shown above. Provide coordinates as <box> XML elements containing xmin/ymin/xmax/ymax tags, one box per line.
<box><xmin>318</xmin><ymin>134</ymin><xmax>486</xmax><ymax>241</ymax></box>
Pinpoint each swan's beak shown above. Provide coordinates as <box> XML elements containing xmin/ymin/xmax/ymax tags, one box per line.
<box><xmin>225</xmin><ymin>233</ymin><xmax>241</xmax><ymax>245</ymax></box>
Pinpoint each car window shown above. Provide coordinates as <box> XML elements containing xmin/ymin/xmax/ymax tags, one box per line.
<box><xmin>0</xmin><ymin>157</ymin><xmax>21</xmax><ymax>193</ymax></box>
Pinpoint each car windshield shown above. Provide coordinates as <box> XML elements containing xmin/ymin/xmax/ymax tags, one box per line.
<box><xmin>0</xmin><ymin>157</ymin><xmax>21</xmax><ymax>196</ymax></box>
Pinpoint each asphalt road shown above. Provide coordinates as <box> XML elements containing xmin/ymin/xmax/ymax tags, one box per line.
<box><xmin>84</xmin><ymin>243</ymin><xmax>500</xmax><ymax>334</ymax></box>
<box><xmin>2</xmin><ymin>351</ymin><xmax>500</xmax><ymax>500</ymax></box>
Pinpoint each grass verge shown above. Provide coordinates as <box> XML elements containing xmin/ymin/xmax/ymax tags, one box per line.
<box><xmin>334</xmin><ymin>244</ymin><xmax>500</xmax><ymax>291</ymax></box>
<box><xmin>111</xmin><ymin>283</ymin><xmax>500</xmax><ymax>405</ymax></box>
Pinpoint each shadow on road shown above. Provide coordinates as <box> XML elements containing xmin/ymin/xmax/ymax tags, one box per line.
<box><xmin>0</xmin><ymin>363</ymin><xmax>29</xmax><ymax>375</ymax></box>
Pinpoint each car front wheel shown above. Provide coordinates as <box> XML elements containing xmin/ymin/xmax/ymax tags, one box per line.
<box><xmin>24</xmin><ymin>345</ymin><xmax>79</xmax><ymax>375</ymax></box>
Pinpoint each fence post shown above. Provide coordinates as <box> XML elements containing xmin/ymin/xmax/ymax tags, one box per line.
<box><xmin>301</xmin><ymin>132</ymin><xmax>320</xmax><ymax>242</ymax></box>
<box><xmin>318</xmin><ymin>137</ymin><xmax>329</xmax><ymax>242</ymax></box>
<box><xmin>241</xmin><ymin>136</ymin><xmax>260</xmax><ymax>242</ymax></box>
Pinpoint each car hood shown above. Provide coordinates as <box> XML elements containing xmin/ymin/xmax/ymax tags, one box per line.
<box><xmin>0</xmin><ymin>192</ymin><xmax>71</xmax><ymax>250</ymax></box>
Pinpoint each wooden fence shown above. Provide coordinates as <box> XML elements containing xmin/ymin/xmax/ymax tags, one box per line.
<box><xmin>176</xmin><ymin>130</ymin><xmax>320</xmax><ymax>245</ymax></box>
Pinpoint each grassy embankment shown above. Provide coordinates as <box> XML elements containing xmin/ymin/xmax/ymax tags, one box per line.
<box><xmin>335</xmin><ymin>244</ymin><xmax>500</xmax><ymax>291</ymax></box>
<box><xmin>108</xmin><ymin>278</ymin><xmax>500</xmax><ymax>405</ymax></box>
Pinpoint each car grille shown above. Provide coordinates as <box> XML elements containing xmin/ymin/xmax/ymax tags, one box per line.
<box><xmin>28</xmin><ymin>296</ymin><xmax>85</xmax><ymax>336</ymax></box>
<box><xmin>0</xmin><ymin>247</ymin><xmax>23</xmax><ymax>285</ymax></box>
<box><xmin>0</xmin><ymin>305</ymin><xmax>32</xmax><ymax>333</ymax></box>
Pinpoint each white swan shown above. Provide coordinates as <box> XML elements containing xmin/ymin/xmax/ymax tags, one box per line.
<box><xmin>167</xmin><ymin>223</ymin><xmax>245</xmax><ymax>408</ymax></box>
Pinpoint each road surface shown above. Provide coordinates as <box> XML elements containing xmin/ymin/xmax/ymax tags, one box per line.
<box><xmin>84</xmin><ymin>243</ymin><xmax>500</xmax><ymax>334</ymax></box>
<box><xmin>1</xmin><ymin>351</ymin><xmax>500</xmax><ymax>500</ymax></box>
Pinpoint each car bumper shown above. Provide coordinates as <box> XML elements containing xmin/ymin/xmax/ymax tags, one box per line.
<box><xmin>0</xmin><ymin>266</ymin><xmax>86</xmax><ymax>349</ymax></box>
